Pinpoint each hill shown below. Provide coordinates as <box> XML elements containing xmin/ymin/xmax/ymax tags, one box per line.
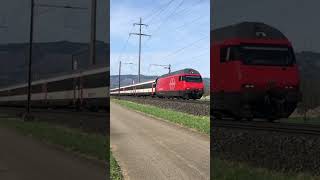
<box><xmin>0</xmin><ymin>41</ymin><xmax>109</xmax><ymax>87</ymax></box>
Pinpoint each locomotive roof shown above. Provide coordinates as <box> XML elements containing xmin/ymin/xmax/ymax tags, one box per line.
<box><xmin>159</xmin><ymin>68</ymin><xmax>200</xmax><ymax>78</ymax></box>
<box><xmin>212</xmin><ymin>22</ymin><xmax>287</xmax><ymax>42</ymax></box>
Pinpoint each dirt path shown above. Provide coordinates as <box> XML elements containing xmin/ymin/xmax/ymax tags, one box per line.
<box><xmin>0</xmin><ymin>126</ymin><xmax>106</xmax><ymax>180</ymax></box>
<box><xmin>110</xmin><ymin>102</ymin><xmax>210</xmax><ymax>180</ymax></box>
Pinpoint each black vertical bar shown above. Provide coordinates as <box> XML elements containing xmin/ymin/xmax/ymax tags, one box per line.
<box><xmin>27</xmin><ymin>0</ymin><xmax>34</xmax><ymax>114</ymax></box>
<box><xmin>90</xmin><ymin>0</ymin><xmax>97</xmax><ymax>65</ymax></box>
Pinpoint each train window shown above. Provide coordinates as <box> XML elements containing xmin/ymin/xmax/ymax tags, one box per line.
<box><xmin>10</xmin><ymin>87</ymin><xmax>27</xmax><ymax>96</ymax></box>
<box><xmin>82</xmin><ymin>73</ymin><xmax>108</xmax><ymax>88</ymax></box>
<box><xmin>31</xmin><ymin>84</ymin><xmax>43</xmax><ymax>93</ymax></box>
<box><xmin>220</xmin><ymin>47</ymin><xmax>227</xmax><ymax>62</ymax></box>
<box><xmin>47</xmin><ymin>78</ymin><xmax>74</xmax><ymax>92</ymax></box>
<box><xmin>240</xmin><ymin>45</ymin><xmax>295</xmax><ymax>66</ymax></box>
<box><xmin>221</xmin><ymin>46</ymin><xmax>241</xmax><ymax>63</ymax></box>
<box><xmin>185</xmin><ymin>76</ymin><xmax>202</xmax><ymax>83</ymax></box>
<box><xmin>0</xmin><ymin>90</ymin><xmax>8</xmax><ymax>97</ymax></box>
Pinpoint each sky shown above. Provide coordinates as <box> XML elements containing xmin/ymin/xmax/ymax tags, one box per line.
<box><xmin>110</xmin><ymin>0</ymin><xmax>210</xmax><ymax>77</ymax></box>
<box><xmin>211</xmin><ymin>0</ymin><xmax>320</xmax><ymax>53</ymax></box>
<box><xmin>0</xmin><ymin>0</ymin><xmax>109</xmax><ymax>43</ymax></box>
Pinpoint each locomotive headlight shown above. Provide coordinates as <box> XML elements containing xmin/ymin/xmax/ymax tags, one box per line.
<box><xmin>243</xmin><ymin>84</ymin><xmax>255</xmax><ymax>89</ymax></box>
<box><xmin>285</xmin><ymin>85</ymin><xmax>294</xmax><ymax>89</ymax></box>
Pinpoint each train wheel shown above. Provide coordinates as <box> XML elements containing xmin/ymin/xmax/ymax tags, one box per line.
<box><xmin>184</xmin><ymin>94</ymin><xmax>189</xmax><ymax>100</ymax></box>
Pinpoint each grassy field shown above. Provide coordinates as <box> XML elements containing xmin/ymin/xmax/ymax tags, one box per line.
<box><xmin>112</xmin><ymin>98</ymin><xmax>210</xmax><ymax>134</ymax></box>
<box><xmin>284</xmin><ymin>117</ymin><xmax>320</xmax><ymax>125</ymax></box>
<box><xmin>0</xmin><ymin>116</ymin><xmax>123</xmax><ymax>180</ymax></box>
<box><xmin>213</xmin><ymin>158</ymin><xmax>320</xmax><ymax>180</ymax></box>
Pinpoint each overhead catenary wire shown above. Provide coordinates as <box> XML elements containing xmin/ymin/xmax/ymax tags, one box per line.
<box><xmin>142</xmin><ymin>0</ymin><xmax>207</xmax><ymax>51</ymax></box>
<box><xmin>116</xmin><ymin>25</ymin><xmax>135</xmax><ymax>64</ymax></box>
<box><xmin>144</xmin><ymin>0</ymin><xmax>176</xmax><ymax>25</ymax></box>
<box><xmin>156</xmin><ymin>35</ymin><xmax>209</xmax><ymax>62</ymax></box>
<box><xmin>150</xmin><ymin>0</ymin><xmax>185</xmax><ymax>36</ymax></box>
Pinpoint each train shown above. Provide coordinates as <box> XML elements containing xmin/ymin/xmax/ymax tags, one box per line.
<box><xmin>0</xmin><ymin>67</ymin><xmax>109</xmax><ymax>111</ymax></box>
<box><xmin>211</xmin><ymin>22</ymin><xmax>301</xmax><ymax>121</ymax></box>
<box><xmin>110</xmin><ymin>68</ymin><xmax>205</xmax><ymax>100</ymax></box>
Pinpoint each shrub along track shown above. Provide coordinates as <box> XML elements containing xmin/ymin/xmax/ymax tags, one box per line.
<box><xmin>212</xmin><ymin>119</ymin><xmax>320</xmax><ymax>175</ymax></box>
<box><xmin>116</xmin><ymin>96</ymin><xmax>210</xmax><ymax>116</ymax></box>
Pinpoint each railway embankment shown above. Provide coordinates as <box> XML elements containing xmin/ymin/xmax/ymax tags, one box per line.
<box><xmin>116</xmin><ymin>96</ymin><xmax>209</xmax><ymax>116</ymax></box>
<box><xmin>212</xmin><ymin>121</ymin><xmax>320</xmax><ymax>175</ymax></box>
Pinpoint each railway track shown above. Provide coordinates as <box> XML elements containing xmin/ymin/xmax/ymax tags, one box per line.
<box><xmin>213</xmin><ymin>120</ymin><xmax>320</xmax><ymax>135</ymax></box>
<box><xmin>116</xmin><ymin>96</ymin><xmax>210</xmax><ymax>116</ymax></box>
<box><xmin>119</xmin><ymin>96</ymin><xmax>210</xmax><ymax>105</ymax></box>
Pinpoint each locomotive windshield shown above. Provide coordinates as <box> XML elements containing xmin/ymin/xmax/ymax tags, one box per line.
<box><xmin>221</xmin><ymin>45</ymin><xmax>295</xmax><ymax>66</ymax></box>
<box><xmin>240</xmin><ymin>45</ymin><xmax>295</xmax><ymax>66</ymax></box>
<box><xmin>185</xmin><ymin>76</ymin><xmax>202</xmax><ymax>83</ymax></box>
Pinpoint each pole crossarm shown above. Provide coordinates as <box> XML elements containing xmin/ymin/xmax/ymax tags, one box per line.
<box><xmin>129</xmin><ymin>33</ymin><xmax>151</xmax><ymax>37</ymax></box>
<box><xmin>35</xmin><ymin>3</ymin><xmax>88</xmax><ymax>10</ymax></box>
<box><xmin>149</xmin><ymin>64</ymin><xmax>171</xmax><ymax>74</ymax></box>
<box><xmin>133</xmin><ymin>23</ymin><xmax>148</xmax><ymax>27</ymax></box>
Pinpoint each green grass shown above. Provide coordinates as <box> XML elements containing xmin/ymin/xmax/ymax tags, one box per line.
<box><xmin>284</xmin><ymin>117</ymin><xmax>320</xmax><ymax>125</ymax></box>
<box><xmin>0</xmin><ymin>116</ymin><xmax>123</xmax><ymax>180</ymax></box>
<box><xmin>213</xmin><ymin>158</ymin><xmax>320</xmax><ymax>180</ymax></box>
<box><xmin>112</xmin><ymin>98</ymin><xmax>210</xmax><ymax>134</ymax></box>
<box><xmin>110</xmin><ymin>151</ymin><xmax>123</xmax><ymax>180</ymax></box>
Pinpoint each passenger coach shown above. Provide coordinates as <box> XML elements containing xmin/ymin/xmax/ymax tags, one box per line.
<box><xmin>0</xmin><ymin>67</ymin><xmax>109</xmax><ymax>111</ymax></box>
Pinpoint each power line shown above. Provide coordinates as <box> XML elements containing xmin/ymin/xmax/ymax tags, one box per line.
<box><xmin>171</xmin><ymin>50</ymin><xmax>209</xmax><ymax>66</ymax></box>
<box><xmin>116</xmin><ymin>25</ymin><xmax>135</xmax><ymax>64</ymax></box>
<box><xmin>145</xmin><ymin>0</ymin><xmax>176</xmax><ymax>25</ymax></box>
<box><xmin>174</xmin><ymin>14</ymin><xmax>206</xmax><ymax>31</ymax></box>
<box><xmin>157</xmin><ymin>35</ymin><xmax>208</xmax><ymax>61</ymax></box>
<box><xmin>149</xmin><ymin>64</ymin><xmax>171</xmax><ymax>74</ymax></box>
<box><xmin>170</xmin><ymin>0</ymin><xmax>204</xmax><ymax>19</ymax></box>
<box><xmin>150</xmin><ymin>0</ymin><xmax>185</xmax><ymax>35</ymax></box>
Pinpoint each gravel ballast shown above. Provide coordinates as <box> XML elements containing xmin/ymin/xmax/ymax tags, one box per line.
<box><xmin>212</xmin><ymin>126</ymin><xmax>320</xmax><ymax>175</ymax></box>
<box><xmin>118</xmin><ymin>96</ymin><xmax>209</xmax><ymax>116</ymax></box>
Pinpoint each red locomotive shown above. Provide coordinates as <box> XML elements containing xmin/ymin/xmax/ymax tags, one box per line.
<box><xmin>211</xmin><ymin>22</ymin><xmax>301</xmax><ymax>120</ymax></box>
<box><xmin>156</xmin><ymin>68</ymin><xmax>204</xmax><ymax>99</ymax></box>
<box><xmin>110</xmin><ymin>68</ymin><xmax>205</xmax><ymax>100</ymax></box>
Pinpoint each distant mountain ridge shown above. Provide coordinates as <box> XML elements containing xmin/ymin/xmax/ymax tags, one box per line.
<box><xmin>0</xmin><ymin>41</ymin><xmax>109</xmax><ymax>87</ymax></box>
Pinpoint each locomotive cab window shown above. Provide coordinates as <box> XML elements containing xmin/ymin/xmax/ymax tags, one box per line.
<box><xmin>220</xmin><ymin>46</ymin><xmax>240</xmax><ymax>63</ymax></box>
<box><xmin>185</xmin><ymin>76</ymin><xmax>202</xmax><ymax>83</ymax></box>
<box><xmin>240</xmin><ymin>45</ymin><xmax>296</xmax><ymax>66</ymax></box>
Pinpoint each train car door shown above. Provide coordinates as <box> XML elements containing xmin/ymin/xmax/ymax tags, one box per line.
<box><xmin>73</xmin><ymin>76</ymin><xmax>81</xmax><ymax>108</ymax></box>
<box><xmin>79</xmin><ymin>76</ymin><xmax>84</xmax><ymax>106</ymax></box>
<box><xmin>42</xmin><ymin>83</ymin><xmax>48</xmax><ymax>105</ymax></box>
<box><xmin>152</xmin><ymin>82</ymin><xmax>156</xmax><ymax>96</ymax></box>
